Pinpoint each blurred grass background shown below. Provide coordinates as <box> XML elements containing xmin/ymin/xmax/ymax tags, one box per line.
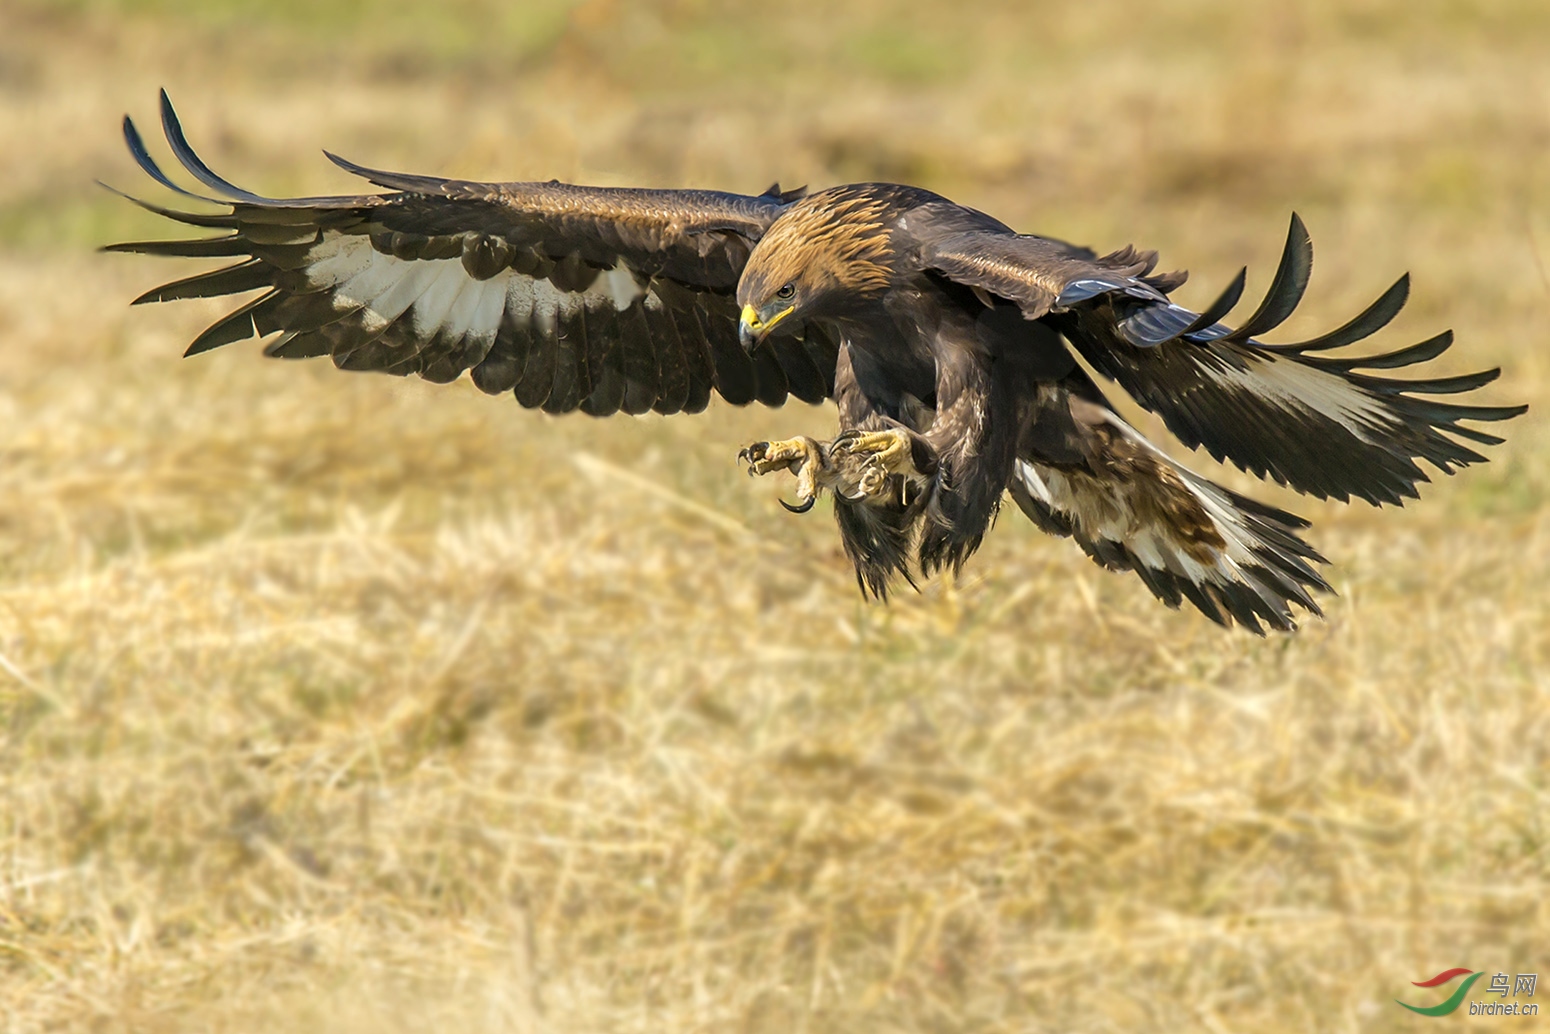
<box><xmin>1</xmin><ymin>0</ymin><xmax>1548</xmax><ymax>1030</ymax></box>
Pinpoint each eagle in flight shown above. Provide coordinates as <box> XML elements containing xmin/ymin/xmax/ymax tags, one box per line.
<box><xmin>108</xmin><ymin>92</ymin><xmax>1526</xmax><ymax>633</ymax></box>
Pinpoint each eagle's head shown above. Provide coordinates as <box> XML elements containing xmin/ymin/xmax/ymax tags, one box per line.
<box><xmin>737</xmin><ymin>186</ymin><xmax>896</xmax><ymax>351</ymax></box>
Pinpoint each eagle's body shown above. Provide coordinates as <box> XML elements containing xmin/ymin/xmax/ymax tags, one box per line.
<box><xmin>109</xmin><ymin>94</ymin><xmax>1526</xmax><ymax>632</ymax></box>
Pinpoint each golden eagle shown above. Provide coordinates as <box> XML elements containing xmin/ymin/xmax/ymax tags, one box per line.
<box><xmin>107</xmin><ymin>92</ymin><xmax>1526</xmax><ymax>633</ymax></box>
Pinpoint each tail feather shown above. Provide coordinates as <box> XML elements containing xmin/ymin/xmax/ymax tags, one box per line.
<box><xmin>1011</xmin><ymin>405</ymin><xmax>1330</xmax><ymax>634</ymax></box>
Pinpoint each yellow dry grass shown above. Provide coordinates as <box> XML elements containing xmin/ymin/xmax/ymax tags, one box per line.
<box><xmin>1</xmin><ymin>1</ymin><xmax>1548</xmax><ymax>1030</ymax></box>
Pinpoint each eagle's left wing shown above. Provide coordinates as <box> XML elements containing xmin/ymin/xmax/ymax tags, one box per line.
<box><xmin>105</xmin><ymin>92</ymin><xmax>837</xmax><ymax>416</ymax></box>
<box><xmin>919</xmin><ymin>211</ymin><xmax>1526</xmax><ymax>506</ymax></box>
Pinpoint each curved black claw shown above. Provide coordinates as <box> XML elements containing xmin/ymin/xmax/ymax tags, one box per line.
<box><xmin>738</xmin><ymin>441</ymin><xmax>770</xmax><ymax>472</ymax></box>
<box><xmin>831</xmin><ymin>429</ymin><xmax>862</xmax><ymax>452</ymax></box>
<box><xmin>779</xmin><ymin>495</ymin><xmax>816</xmax><ymax>514</ymax></box>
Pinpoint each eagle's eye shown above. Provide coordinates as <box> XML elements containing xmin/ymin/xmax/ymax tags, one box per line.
<box><xmin>775</xmin><ymin>282</ymin><xmax>796</xmax><ymax>301</ymax></box>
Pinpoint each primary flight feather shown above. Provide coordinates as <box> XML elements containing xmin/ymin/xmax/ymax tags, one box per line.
<box><xmin>107</xmin><ymin>92</ymin><xmax>1527</xmax><ymax>633</ymax></box>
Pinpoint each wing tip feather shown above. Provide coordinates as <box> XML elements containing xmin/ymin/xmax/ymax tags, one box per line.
<box><xmin>157</xmin><ymin>89</ymin><xmax>271</xmax><ymax>203</ymax></box>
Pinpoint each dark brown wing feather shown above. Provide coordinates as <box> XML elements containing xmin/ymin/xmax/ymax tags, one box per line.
<box><xmin>104</xmin><ymin>91</ymin><xmax>836</xmax><ymax>414</ymax></box>
<box><xmin>907</xmin><ymin>198</ymin><xmax>1180</xmax><ymax>318</ymax></box>
<box><xmin>919</xmin><ymin>209</ymin><xmax>1525</xmax><ymax>505</ymax></box>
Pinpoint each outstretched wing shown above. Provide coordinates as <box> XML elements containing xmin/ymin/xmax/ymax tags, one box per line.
<box><xmin>921</xmin><ymin>211</ymin><xmax>1525</xmax><ymax>505</ymax></box>
<box><xmin>105</xmin><ymin>91</ymin><xmax>837</xmax><ymax>416</ymax></box>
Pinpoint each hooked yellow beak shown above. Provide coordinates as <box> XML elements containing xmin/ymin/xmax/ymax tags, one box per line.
<box><xmin>738</xmin><ymin>303</ymin><xmax>795</xmax><ymax>351</ymax></box>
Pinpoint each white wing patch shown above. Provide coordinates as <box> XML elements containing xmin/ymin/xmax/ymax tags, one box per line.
<box><xmin>335</xmin><ymin>249</ymin><xmax>409</xmax><ymax>310</ymax></box>
<box><xmin>354</xmin><ymin>258</ymin><xmax>441</xmax><ymax>328</ymax></box>
<box><xmin>1205</xmin><ymin>352</ymin><xmax>1399</xmax><ymax>443</ymax></box>
<box><xmin>305</xmin><ymin>234</ymin><xmax>374</xmax><ymax>289</ymax></box>
<box><xmin>599</xmin><ymin>264</ymin><xmax>643</xmax><ymax>311</ymax></box>
<box><xmin>410</xmin><ymin>261</ymin><xmax>470</xmax><ymax>338</ymax></box>
<box><xmin>301</xmin><ymin>232</ymin><xmax>648</xmax><ymax>348</ymax></box>
<box><xmin>505</xmin><ymin>276</ymin><xmax>535</xmax><ymax>325</ymax></box>
<box><xmin>468</xmin><ymin>276</ymin><xmax>507</xmax><ymax>344</ymax></box>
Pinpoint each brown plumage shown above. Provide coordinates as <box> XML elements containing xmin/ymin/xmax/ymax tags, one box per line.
<box><xmin>743</xmin><ymin>190</ymin><xmax>899</xmax><ymax>298</ymax></box>
<box><xmin>108</xmin><ymin>93</ymin><xmax>1527</xmax><ymax>632</ymax></box>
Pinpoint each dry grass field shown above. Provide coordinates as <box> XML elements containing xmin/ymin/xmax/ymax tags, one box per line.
<box><xmin>1</xmin><ymin>1</ymin><xmax>1548</xmax><ymax>1030</ymax></box>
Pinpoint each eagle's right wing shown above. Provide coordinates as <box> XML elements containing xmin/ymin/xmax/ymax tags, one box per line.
<box><xmin>918</xmin><ymin>209</ymin><xmax>1526</xmax><ymax>506</ymax></box>
<box><xmin>105</xmin><ymin>91</ymin><xmax>837</xmax><ymax>416</ymax></box>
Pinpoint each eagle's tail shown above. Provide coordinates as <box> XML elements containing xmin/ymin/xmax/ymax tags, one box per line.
<box><xmin>1010</xmin><ymin>399</ymin><xmax>1330</xmax><ymax>633</ymax></box>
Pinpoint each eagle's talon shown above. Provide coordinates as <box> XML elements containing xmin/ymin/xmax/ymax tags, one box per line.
<box><xmin>832</xmin><ymin>428</ymin><xmax>863</xmax><ymax>449</ymax></box>
<box><xmin>858</xmin><ymin>458</ymin><xmax>891</xmax><ymax>497</ymax></box>
<box><xmin>829</xmin><ymin>428</ymin><xmax>914</xmax><ymax>471</ymax></box>
<box><xmin>739</xmin><ymin>435</ymin><xmax>833</xmax><ymax>512</ymax></box>
<box><xmin>740</xmin><ymin>438</ymin><xmax>811</xmax><ymax>477</ymax></box>
<box><xmin>738</xmin><ymin>441</ymin><xmax>770</xmax><ymax>469</ymax></box>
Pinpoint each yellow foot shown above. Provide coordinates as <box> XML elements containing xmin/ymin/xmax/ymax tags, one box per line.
<box><xmin>831</xmin><ymin>428</ymin><xmax>914</xmax><ymax>468</ymax></box>
<box><xmin>831</xmin><ymin>428</ymin><xmax>919</xmax><ymax>500</ymax></box>
<box><xmin>738</xmin><ymin>436</ymin><xmax>827</xmax><ymax>513</ymax></box>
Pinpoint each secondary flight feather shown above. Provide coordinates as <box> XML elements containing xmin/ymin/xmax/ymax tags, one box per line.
<box><xmin>106</xmin><ymin>92</ymin><xmax>1527</xmax><ymax>632</ymax></box>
